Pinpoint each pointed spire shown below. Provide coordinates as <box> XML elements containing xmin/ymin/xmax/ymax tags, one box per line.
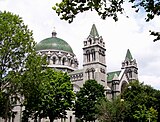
<box><xmin>89</xmin><ymin>24</ymin><xmax>99</xmax><ymax>38</ymax></box>
<box><xmin>125</xmin><ymin>49</ymin><xmax>133</xmax><ymax>61</ymax></box>
<box><xmin>52</xmin><ymin>27</ymin><xmax>57</xmax><ymax>37</ymax></box>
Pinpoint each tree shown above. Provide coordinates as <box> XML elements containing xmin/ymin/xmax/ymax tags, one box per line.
<box><xmin>53</xmin><ymin>0</ymin><xmax>160</xmax><ymax>41</ymax></box>
<box><xmin>20</xmin><ymin>52</ymin><xmax>47</xmax><ymax>122</ymax></box>
<box><xmin>0</xmin><ymin>11</ymin><xmax>35</xmax><ymax>121</ymax></box>
<box><xmin>133</xmin><ymin>105</ymin><xmax>158</xmax><ymax>122</ymax></box>
<box><xmin>53</xmin><ymin>0</ymin><xmax>124</xmax><ymax>23</ymax></box>
<box><xmin>122</xmin><ymin>80</ymin><xmax>158</xmax><ymax>122</ymax></box>
<box><xmin>130</xmin><ymin>0</ymin><xmax>160</xmax><ymax>42</ymax></box>
<box><xmin>96</xmin><ymin>97</ymin><xmax>128</xmax><ymax>122</ymax></box>
<box><xmin>154</xmin><ymin>90</ymin><xmax>160</xmax><ymax>121</ymax></box>
<box><xmin>22</xmin><ymin>68</ymin><xmax>75</xmax><ymax>122</ymax></box>
<box><xmin>40</xmin><ymin>69</ymin><xmax>75</xmax><ymax>122</ymax></box>
<box><xmin>75</xmin><ymin>79</ymin><xmax>105</xmax><ymax>121</ymax></box>
<box><xmin>0</xmin><ymin>91</ymin><xmax>6</xmax><ymax>117</ymax></box>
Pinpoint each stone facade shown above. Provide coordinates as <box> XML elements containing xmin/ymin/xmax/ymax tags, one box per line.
<box><xmin>69</xmin><ymin>24</ymin><xmax>138</xmax><ymax>97</ymax></box>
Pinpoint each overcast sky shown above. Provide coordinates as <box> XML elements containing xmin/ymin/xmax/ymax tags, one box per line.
<box><xmin>1</xmin><ymin>0</ymin><xmax>160</xmax><ymax>89</ymax></box>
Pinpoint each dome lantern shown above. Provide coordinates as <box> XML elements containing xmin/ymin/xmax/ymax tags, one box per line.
<box><xmin>52</xmin><ymin>27</ymin><xmax>57</xmax><ymax>37</ymax></box>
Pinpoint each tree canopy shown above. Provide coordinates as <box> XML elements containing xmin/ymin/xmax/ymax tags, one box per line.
<box><xmin>96</xmin><ymin>80</ymin><xmax>160</xmax><ymax>122</ymax></box>
<box><xmin>53</xmin><ymin>0</ymin><xmax>160</xmax><ymax>22</ymax></box>
<box><xmin>122</xmin><ymin>80</ymin><xmax>159</xmax><ymax>122</ymax></box>
<box><xmin>96</xmin><ymin>97</ymin><xmax>128</xmax><ymax>122</ymax></box>
<box><xmin>0</xmin><ymin>11</ymin><xmax>35</xmax><ymax>80</ymax></box>
<box><xmin>0</xmin><ymin>11</ymin><xmax>35</xmax><ymax>121</ymax></box>
<box><xmin>22</xmin><ymin>68</ymin><xmax>75</xmax><ymax>122</ymax></box>
<box><xmin>40</xmin><ymin>69</ymin><xmax>75</xmax><ymax>122</ymax></box>
<box><xmin>75</xmin><ymin>79</ymin><xmax>105</xmax><ymax>121</ymax></box>
<box><xmin>20</xmin><ymin>52</ymin><xmax>47</xmax><ymax>122</ymax></box>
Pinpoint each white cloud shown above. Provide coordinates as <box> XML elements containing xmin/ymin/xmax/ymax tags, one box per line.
<box><xmin>139</xmin><ymin>75</ymin><xmax>160</xmax><ymax>89</ymax></box>
<box><xmin>0</xmin><ymin>0</ymin><xmax>160</xmax><ymax>89</ymax></box>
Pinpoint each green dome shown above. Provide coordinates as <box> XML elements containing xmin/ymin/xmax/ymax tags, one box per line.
<box><xmin>35</xmin><ymin>37</ymin><xmax>73</xmax><ymax>53</ymax></box>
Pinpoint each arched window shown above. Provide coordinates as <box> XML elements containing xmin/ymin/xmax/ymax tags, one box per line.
<box><xmin>58</xmin><ymin>57</ymin><xmax>61</xmax><ymax>65</ymax></box>
<box><xmin>126</xmin><ymin>61</ymin><xmax>129</xmax><ymax>66</ymax></box>
<box><xmin>71</xmin><ymin>60</ymin><xmax>74</xmax><ymax>67</ymax></box>
<box><xmin>53</xmin><ymin>57</ymin><xmax>56</xmax><ymax>64</ymax></box>
<box><xmin>62</xmin><ymin>58</ymin><xmax>66</xmax><ymax>65</ymax></box>
<box><xmin>128</xmin><ymin>69</ymin><xmax>132</xmax><ymax>78</ymax></box>
<box><xmin>88</xmin><ymin>71</ymin><xmax>90</xmax><ymax>79</ymax></box>
<box><xmin>47</xmin><ymin>56</ymin><xmax>50</xmax><ymax>64</ymax></box>
<box><xmin>86</xmin><ymin>50</ymin><xmax>90</xmax><ymax>62</ymax></box>
<box><xmin>91</xmin><ymin>49</ymin><xmax>96</xmax><ymax>61</ymax></box>
<box><xmin>91</xmin><ymin>68</ymin><xmax>95</xmax><ymax>79</ymax></box>
<box><xmin>89</xmin><ymin>38</ymin><xmax>92</xmax><ymax>45</ymax></box>
<box><xmin>86</xmin><ymin>69</ymin><xmax>90</xmax><ymax>80</ymax></box>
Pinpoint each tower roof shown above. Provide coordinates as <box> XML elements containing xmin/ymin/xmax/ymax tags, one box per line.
<box><xmin>89</xmin><ymin>24</ymin><xmax>99</xmax><ymax>38</ymax></box>
<box><xmin>125</xmin><ymin>49</ymin><xmax>133</xmax><ymax>61</ymax></box>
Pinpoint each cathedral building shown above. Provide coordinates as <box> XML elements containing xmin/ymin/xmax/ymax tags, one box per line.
<box><xmin>35</xmin><ymin>24</ymin><xmax>138</xmax><ymax>122</ymax></box>
<box><xmin>36</xmin><ymin>24</ymin><xmax>138</xmax><ymax>97</ymax></box>
<box><xmin>0</xmin><ymin>24</ymin><xmax>138</xmax><ymax>122</ymax></box>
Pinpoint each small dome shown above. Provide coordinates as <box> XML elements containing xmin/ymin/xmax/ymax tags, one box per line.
<box><xmin>35</xmin><ymin>37</ymin><xmax>73</xmax><ymax>53</ymax></box>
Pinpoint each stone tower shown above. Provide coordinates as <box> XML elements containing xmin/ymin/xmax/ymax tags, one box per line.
<box><xmin>83</xmin><ymin>24</ymin><xmax>107</xmax><ymax>87</ymax></box>
<box><xmin>121</xmin><ymin>49</ymin><xmax>138</xmax><ymax>81</ymax></box>
<box><xmin>112</xmin><ymin>73</ymin><xmax>120</xmax><ymax>98</ymax></box>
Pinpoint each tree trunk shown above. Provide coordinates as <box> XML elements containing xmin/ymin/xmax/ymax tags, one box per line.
<box><xmin>4</xmin><ymin>118</ymin><xmax>7</xmax><ymax>122</ymax></box>
<box><xmin>38</xmin><ymin>117</ymin><xmax>41</xmax><ymax>122</ymax></box>
<box><xmin>4</xmin><ymin>98</ymin><xmax>9</xmax><ymax>122</ymax></box>
<box><xmin>49</xmin><ymin>116</ymin><xmax>54</xmax><ymax>122</ymax></box>
<box><xmin>34</xmin><ymin>115</ymin><xmax>38</xmax><ymax>122</ymax></box>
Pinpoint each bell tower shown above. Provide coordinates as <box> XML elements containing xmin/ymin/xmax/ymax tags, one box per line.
<box><xmin>83</xmin><ymin>24</ymin><xmax>107</xmax><ymax>87</ymax></box>
<box><xmin>122</xmin><ymin>49</ymin><xmax>138</xmax><ymax>81</ymax></box>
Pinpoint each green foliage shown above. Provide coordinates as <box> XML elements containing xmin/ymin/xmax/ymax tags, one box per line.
<box><xmin>21</xmin><ymin>52</ymin><xmax>47</xmax><ymax>121</ymax></box>
<box><xmin>0</xmin><ymin>71</ymin><xmax>21</xmax><ymax>120</ymax></box>
<box><xmin>133</xmin><ymin>105</ymin><xmax>158</xmax><ymax>122</ymax></box>
<box><xmin>22</xmin><ymin>68</ymin><xmax>75</xmax><ymax>122</ymax></box>
<box><xmin>96</xmin><ymin>97</ymin><xmax>128</xmax><ymax>122</ymax></box>
<box><xmin>0</xmin><ymin>91</ymin><xmax>6</xmax><ymax>117</ymax></box>
<box><xmin>130</xmin><ymin>0</ymin><xmax>160</xmax><ymax>42</ymax></box>
<box><xmin>154</xmin><ymin>90</ymin><xmax>160</xmax><ymax>121</ymax></box>
<box><xmin>150</xmin><ymin>31</ymin><xmax>160</xmax><ymax>42</ymax></box>
<box><xmin>53</xmin><ymin>0</ymin><xmax>160</xmax><ymax>23</ymax></box>
<box><xmin>53</xmin><ymin>0</ymin><xmax>124</xmax><ymax>23</ymax></box>
<box><xmin>53</xmin><ymin>0</ymin><xmax>160</xmax><ymax>41</ymax></box>
<box><xmin>0</xmin><ymin>11</ymin><xmax>35</xmax><ymax>120</ymax></box>
<box><xmin>122</xmin><ymin>80</ymin><xmax>159</xmax><ymax>121</ymax></box>
<box><xmin>0</xmin><ymin>11</ymin><xmax>35</xmax><ymax>79</ymax></box>
<box><xmin>40</xmin><ymin>69</ymin><xmax>75</xmax><ymax>121</ymax></box>
<box><xmin>129</xmin><ymin>0</ymin><xmax>160</xmax><ymax>21</ymax></box>
<box><xmin>75</xmin><ymin>79</ymin><xmax>105</xmax><ymax>121</ymax></box>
